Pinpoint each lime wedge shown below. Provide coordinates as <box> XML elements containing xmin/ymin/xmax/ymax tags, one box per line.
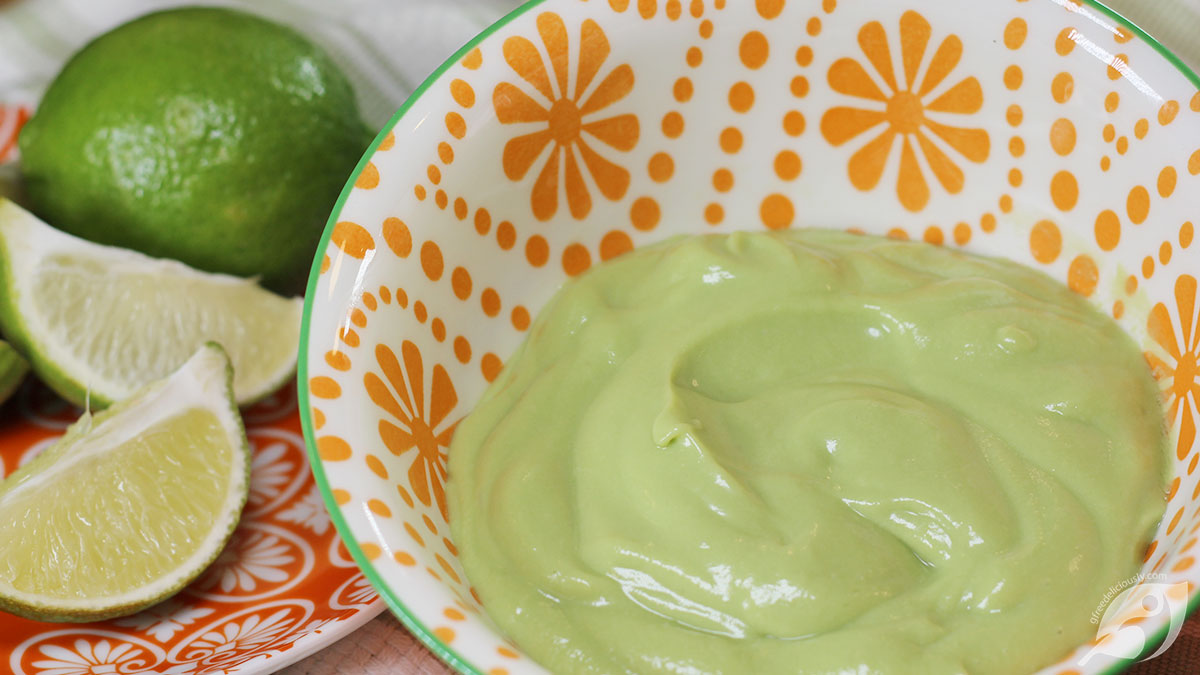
<box><xmin>0</xmin><ymin>339</ymin><xmax>27</xmax><ymax>405</ymax></box>
<box><xmin>0</xmin><ymin>343</ymin><xmax>250</xmax><ymax>622</ymax></box>
<box><xmin>0</xmin><ymin>198</ymin><xmax>301</xmax><ymax>407</ymax></box>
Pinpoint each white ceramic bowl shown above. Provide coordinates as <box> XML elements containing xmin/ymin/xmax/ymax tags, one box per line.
<box><xmin>300</xmin><ymin>1</ymin><xmax>1200</xmax><ymax>672</ymax></box>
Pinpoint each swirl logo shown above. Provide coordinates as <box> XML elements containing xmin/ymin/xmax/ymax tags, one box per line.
<box><xmin>1079</xmin><ymin>576</ymin><xmax>1189</xmax><ymax>667</ymax></box>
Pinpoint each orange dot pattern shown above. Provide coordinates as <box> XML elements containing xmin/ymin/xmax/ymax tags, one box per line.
<box><xmin>729</xmin><ymin>81</ymin><xmax>755</xmax><ymax>112</ymax></box>
<box><xmin>312</xmin><ymin>10</ymin><xmax>1200</xmax><ymax>669</ymax></box>
<box><xmin>1030</xmin><ymin>220</ymin><xmax>1062</xmax><ymax>264</ymax></box>
<box><xmin>525</xmin><ymin>236</ymin><xmax>549</xmax><ymax>267</ymax></box>
<box><xmin>649</xmin><ymin>152</ymin><xmax>675</xmax><ymax>182</ymax></box>
<box><xmin>356</xmin><ymin>163</ymin><xmax>380</xmax><ymax>190</ymax></box>
<box><xmin>1051</xmin><ymin>73</ymin><xmax>1073</xmax><ymax>103</ymax></box>
<box><xmin>1067</xmin><ymin>255</ymin><xmax>1098</xmax><ymax>296</ymax></box>
<box><xmin>630</xmin><ymin>197</ymin><xmax>661</xmax><ymax>231</ymax></box>
<box><xmin>315</xmin><ymin>278</ymin><xmax>482</xmax><ymax>629</ymax></box>
<box><xmin>1095</xmin><ymin>210</ymin><xmax>1120</xmax><ymax>251</ymax></box>
<box><xmin>774</xmin><ymin>151</ymin><xmax>801</xmax><ymax>180</ymax></box>
<box><xmin>760</xmin><ymin>194</ymin><xmax>794</xmax><ymax>230</ymax></box>
<box><xmin>740</xmin><ymin>31</ymin><xmax>768</xmax><ymax>69</ymax></box>
<box><xmin>331</xmin><ymin>222</ymin><xmax>375</xmax><ymax>259</ymax></box>
<box><xmin>705</xmin><ymin>203</ymin><xmax>724</xmax><ymax>225</ymax></box>
<box><xmin>562</xmin><ymin>243</ymin><xmax>592</xmax><ymax>276</ymax></box>
<box><xmin>1050</xmin><ymin>171</ymin><xmax>1079</xmax><ymax>211</ymax></box>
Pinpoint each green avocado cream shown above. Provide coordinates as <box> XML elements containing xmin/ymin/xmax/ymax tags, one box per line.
<box><xmin>447</xmin><ymin>230</ymin><xmax>1169</xmax><ymax>675</ymax></box>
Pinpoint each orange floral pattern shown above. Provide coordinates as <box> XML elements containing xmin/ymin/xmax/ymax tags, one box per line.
<box><xmin>1147</xmin><ymin>275</ymin><xmax>1200</xmax><ymax>461</ymax></box>
<box><xmin>366</xmin><ymin>341</ymin><xmax>458</xmax><ymax>520</ymax></box>
<box><xmin>1</xmin><ymin>382</ymin><xmax>375</xmax><ymax>675</ymax></box>
<box><xmin>305</xmin><ymin>1</ymin><xmax>1200</xmax><ymax>671</ymax></box>
<box><xmin>820</xmin><ymin>10</ymin><xmax>989</xmax><ymax>212</ymax></box>
<box><xmin>494</xmin><ymin>12</ymin><xmax>639</xmax><ymax>221</ymax></box>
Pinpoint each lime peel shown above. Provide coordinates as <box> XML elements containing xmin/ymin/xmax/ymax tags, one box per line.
<box><xmin>0</xmin><ymin>343</ymin><xmax>250</xmax><ymax>622</ymax></box>
<box><xmin>0</xmin><ymin>198</ymin><xmax>301</xmax><ymax>408</ymax></box>
<box><xmin>16</xmin><ymin>6</ymin><xmax>369</xmax><ymax>294</ymax></box>
<box><xmin>0</xmin><ymin>340</ymin><xmax>27</xmax><ymax>405</ymax></box>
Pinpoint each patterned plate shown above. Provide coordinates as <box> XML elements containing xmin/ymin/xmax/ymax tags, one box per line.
<box><xmin>303</xmin><ymin>0</ymin><xmax>1200</xmax><ymax>673</ymax></box>
<box><xmin>0</xmin><ymin>381</ymin><xmax>382</xmax><ymax>675</ymax></box>
<box><xmin>2</xmin><ymin>91</ymin><xmax>382</xmax><ymax>675</ymax></box>
<box><xmin>1</xmin><ymin>58</ymin><xmax>383</xmax><ymax>673</ymax></box>
<box><xmin>0</xmin><ymin>0</ymin><xmax>516</xmax><ymax>670</ymax></box>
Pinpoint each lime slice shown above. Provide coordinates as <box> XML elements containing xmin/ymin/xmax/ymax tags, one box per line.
<box><xmin>0</xmin><ymin>198</ymin><xmax>301</xmax><ymax>408</ymax></box>
<box><xmin>0</xmin><ymin>343</ymin><xmax>250</xmax><ymax>622</ymax></box>
<box><xmin>0</xmin><ymin>339</ymin><xmax>28</xmax><ymax>405</ymax></box>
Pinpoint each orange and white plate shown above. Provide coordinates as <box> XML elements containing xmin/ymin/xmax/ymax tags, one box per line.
<box><xmin>0</xmin><ymin>31</ymin><xmax>385</xmax><ymax>675</ymax></box>
<box><xmin>0</xmin><ymin>0</ymin><xmax>525</xmax><ymax>670</ymax></box>
<box><xmin>0</xmin><ymin>381</ymin><xmax>383</xmax><ymax>675</ymax></box>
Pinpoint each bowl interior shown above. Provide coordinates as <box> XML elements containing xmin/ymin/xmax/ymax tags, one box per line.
<box><xmin>301</xmin><ymin>1</ymin><xmax>1200</xmax><ymax>673</ymax></box>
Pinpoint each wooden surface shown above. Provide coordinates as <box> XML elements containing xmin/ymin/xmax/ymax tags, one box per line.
<box><xmin>279</xmin><ymin>612</ymin><xmax>452</xmax><ymax>675</ymax></box>
<box><xmin>280</xmin><ymin>609</ymin><xmax>1200</xmax><ymax>674</ymax></box>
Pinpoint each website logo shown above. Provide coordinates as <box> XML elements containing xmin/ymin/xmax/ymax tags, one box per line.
<box><xmin>1078</xmin><ymin>574</ymin><xmax>1189</xmax><ymax>667</ymax></box>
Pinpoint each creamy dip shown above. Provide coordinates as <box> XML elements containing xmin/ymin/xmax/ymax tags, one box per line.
<box><xmin>447</xmin><ymin>230</ymin><xmax>1168</xmax><ymax>675</ymax></box>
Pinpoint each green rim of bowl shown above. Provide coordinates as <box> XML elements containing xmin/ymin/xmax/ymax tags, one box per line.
<box><xmin>297</xmin><ymin>1</ymin><xmax>546</xmax><ymax>673</ymax></box>
<box><xmin>297</xmin><ymin>1</ymin><xmax>1200</xmax><ymax>674</ymax></box>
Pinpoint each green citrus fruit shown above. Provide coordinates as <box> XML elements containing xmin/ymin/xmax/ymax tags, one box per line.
<box><xmin>0</xmin><ymin>339</ymin><xmax>27</xmax><ymax>405</ymax></box>
<box><xmin>0</xmin><ymin>198</ymin><xmax>301</xmax><ymax>409</ymax></box>
<box><xmin>17</xmin><ymin>6</ymin><xmax>371</xmax><ymax>294</ymax></box>
<box><xmin>0</xmin><ymin>343</ymin><xmax>250</xmax><ymax>622</ymax></box>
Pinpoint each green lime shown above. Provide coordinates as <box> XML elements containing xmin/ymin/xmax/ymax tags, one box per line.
<box><xmin>0</xmin><ymin>162</ymin><xmax>24</xmax><ymax>205</ymax></box>
<box><xmin>0</xmin><ymin>343</ymin><xmax>249</xmax><ymax>623</ymax></box>
<box><xmin>17</xmin><ymin>6</ymin><xmax>370</xmax><ymax>294</ymax></box>
<box><xmin>0</xmin><ymin>198</ymin><xmax>301</xmax><ymax>408</ymax></box>
<box><xmin>0</xmin><ymin>339</ymin><xmax>27</xmax><ymax>406</ymax></box>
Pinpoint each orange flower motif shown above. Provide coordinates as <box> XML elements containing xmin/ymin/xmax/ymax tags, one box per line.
<box><xmin>494</xmin><ymin>12</ymin><xmax>639</xmax><ymax>221</ymax></box>
<box><xmin>1146</xmin><ymin>275</ymin><xmax>1200</xmax><ymax>461</ymax></box>
<box><xmin>365</xmin><ymin>341</ymin><xmax>458</xmax><ymax>520</ymax></box>
<box><xmin>820</xmin><ymin>11</ymin><xmax>989</xmax><ymax>212</ymax></box>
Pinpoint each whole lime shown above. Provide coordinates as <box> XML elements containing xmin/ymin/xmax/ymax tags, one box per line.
<box><xmin>18</xmin><ymin>7</ymin><xmax>371</xmax><ymax>294</ymax></box>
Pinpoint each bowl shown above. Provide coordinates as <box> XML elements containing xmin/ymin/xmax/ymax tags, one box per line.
<box><xmin>299</xmin><ymin>0</ymin><xmax>1200</xmax><ymax>672</ymax></box>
